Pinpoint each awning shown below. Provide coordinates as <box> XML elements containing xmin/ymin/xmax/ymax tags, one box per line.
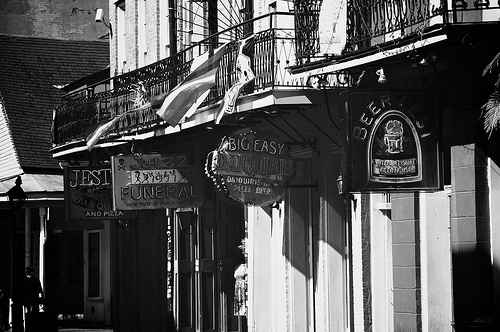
<box><xmin>0</xmin><ymin>173</ymin><xmax>64</xmax><ymax>208</ymax></box>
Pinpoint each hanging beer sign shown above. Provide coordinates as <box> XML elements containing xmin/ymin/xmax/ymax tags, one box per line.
<box><xmin>64</xmin><ymin>166</ymin><xmax>135</xmax><ymax>220</ymax></box>
<box><xmin>340</xmin><ymin>89</ymin><xmax>441</xmax><ymax>192</ymax></box>
<box><xmin>111</xmin><ymin>154</ymin><xmax>204</xmax><ymax>210</ymax></box>
<box><xmin>207</xmin><ymin>128</ymin><xmax>296</xmax><ymax>206</ymax></box>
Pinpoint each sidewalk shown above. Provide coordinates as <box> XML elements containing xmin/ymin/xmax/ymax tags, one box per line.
<box><xmin>57</xmin><ymin>319</ymin><xmax>112</xmax><ymax>332</ymax></box>
<box><xmin>59</xmin><ymin>329</ymin><xmax>112</xmax><ymax>332</ymax></box>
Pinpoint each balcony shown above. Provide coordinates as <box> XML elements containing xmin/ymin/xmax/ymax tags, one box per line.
<box><xmin>53</xmin><ymin>13</ymin><xmax>305</xmax><ymax>147</ymax></box>
<box><xmin>52</xmin><ymin>1</ymin><xmax>500</xmax><ymax>148</ymax></box>
<box><xmin>344</xmin><ymin>0</ymin><xmax>500</xmax><ymax>54</ymax></box>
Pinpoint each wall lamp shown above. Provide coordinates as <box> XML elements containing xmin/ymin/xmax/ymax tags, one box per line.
<box><xmin>376</xmin><ymin>68</ymin><xmax>387</xmax><ymax>84</ymax></box>
<box><xmin>408</xmin><ymin>50</ymin><xmax>437</xmax><ymax>67</ymax></box>
<box><xmin>336</xmin><ymin>174</ymin><xmax>344</xmax><ymax>196</ymax></box>
<box><xmin>419</xmin><ymin>55</ymin><xmax>437</xmax><ymax>66</ymax></box>
<box><xmin>95</xmin><ymin>8</ymin><xmax>113</xmax><ymax>39</ymax></box>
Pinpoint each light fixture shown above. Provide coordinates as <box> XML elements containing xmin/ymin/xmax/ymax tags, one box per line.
<box><xmin>376</xmin><ymin>68</ymin><xmax>387</xmax><ymax>84</ymax></box>
<box><xmin>336</xmin><ymin>174</ymin><xmax>344</xmax><ymax>196</ymax></box>
<box><xmin>95</xmin><ymin>8</ymin><xmax>113</xmax><ymax>39</ymax></box>
<box><xmin>419</xmin><ymin>55</ymin><xmax>437</xmax><ymax>66</ymax></box>
<box><xmin>419</xmin><ymin>58</ymin><xmax>430</xmax><ymax>66</ymax></box>
<box><xmin>7</xmin><ymin>176</ymin><xmax>28</xmax><ymax>210</ymax></box>
<box><xmin>175</xmin><ymin>207</ymin><xmax>194</xmax><ymax>233</ymax></box>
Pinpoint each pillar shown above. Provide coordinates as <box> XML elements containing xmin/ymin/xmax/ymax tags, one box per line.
<box><xmin>24</xmin><ymin>207</ymin><xmax>31</xmax><ymax>269</ymax></box>
<box><xmin>39</xmin><ymin>207</ymin><xmax>47</xmax><ymax>291</ymax></box>
<box><xmin>450</xmin><ymin>144</ymin><xmax>492</xmax><ymax>330</ymax></box>
<box><xmin>391</xmin><ymin>192</ymin><xmax>421</xmax><ymax>331</ymax></box>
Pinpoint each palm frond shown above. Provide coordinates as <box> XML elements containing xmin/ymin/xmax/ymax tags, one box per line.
<box><xmin>482</xmin><ymin>90</ymin><xmax>500</xmax><ymax>137</ymax></box>
<box><xmin>483</xmin><ymin>51</ymin><xmax>500</xmax><ymax>77</ymax></box>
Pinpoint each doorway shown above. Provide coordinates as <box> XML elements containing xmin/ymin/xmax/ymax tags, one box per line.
<box><xmin>45</xmin><ymin>231</ymin><xmax>84</xmax><ymax>315</ymax></box>
<box><xmin>173</xmin><ymin>199</ymin><xmax>246</xmax><ymax>332</ymax></box>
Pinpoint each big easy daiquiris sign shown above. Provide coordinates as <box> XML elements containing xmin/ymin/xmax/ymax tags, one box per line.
<box><xmin>206</xmin><ymin>127</ymin><xmax>296</xmax><ymax>206</ymax></box>
<box><xmin>111</xmin><ymin>154</ymin><xmax>205</xmax><ymax>210</ymax></box>
<box><xmin>340</xmin><ymin>90</ymin><xmax>442</xmax><ymax>192</ymax></box>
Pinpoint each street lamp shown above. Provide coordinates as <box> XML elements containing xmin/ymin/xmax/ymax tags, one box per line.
<box><xmin>7</xmin><ymin>176</ymin><xmax>27</xmax><ymax>332</ymax></box>
<box><xmin>7</xmin><ymin>176</ymin><xmax>28</xmax><ymax>210</ymax></box>
<box><xmin>200</xmin><ymin>200</ymin><xmax>217</xmax><ymax>231</ymax></box>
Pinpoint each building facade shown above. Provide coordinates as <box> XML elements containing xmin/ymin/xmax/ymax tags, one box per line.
<box><xmin>51</xmin><ymin>0</ymin><xmax>500</xmax><ymax>331</ymax></box>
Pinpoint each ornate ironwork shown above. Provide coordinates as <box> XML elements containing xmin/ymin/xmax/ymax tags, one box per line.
<box><xmin>345</xmin><ymin>0</ymin><xmax>500</xmax><ymax>53</ymax></box>
<box><xmin>53</xmin><ymin>1</ymin><xmax>500</xmax><ymax>147</ymax></box>
<box><xmin>345</xmin><ymin>0</ymin><xmax>445</xmax><ymax>54</ymax></box>
<box><xmin>53</xmin><ymin>15</ymin><xmax>296</xmax><ymax>146</ymax></box>
<box><xmin>294</xmin><ymin>0</ymin><xmax>322</xmax><ymax>62</ymax></box>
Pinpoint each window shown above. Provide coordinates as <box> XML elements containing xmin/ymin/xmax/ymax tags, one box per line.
<box><xmin>115</xmin><ymin>0</ymin><xmax>126</xmax><ymax>74</ymax></box>
<box><xmin>138</xmin><ymin>0</ymin><xmax>147</xmax><ymax>67</ymax></box>
<box><xmin>88</xmin><ymin>231</ymin><xmax>101</xmax><ymax>298</ymax></box>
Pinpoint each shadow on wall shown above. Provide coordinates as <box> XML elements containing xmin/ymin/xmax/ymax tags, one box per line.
<box><xmin>452</xmin><ymin>243</ymin><xmax>498</xmax><ymax>332</ymax></box>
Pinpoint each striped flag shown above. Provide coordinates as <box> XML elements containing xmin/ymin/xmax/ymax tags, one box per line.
<box><xmin>215</xmin><ymin>36</ymin><xmax>255</xmax><ymax>125</ymax></box>
<box><xmin>85</xmin><ymin>116</ymin><xmax>121</xmax><ymax>150</ymax></box>
<box><xmin>156</xmin><ymin>43</ymin><xmax>228</xmax><ymax>126</ymax></box>
<box><xmin>85</xmin><ymin>82</ymin><xmax>151</xmax><ymax>150</ymax></box>
<box><xmin>85</xmin><ymin>103</ymin><xmax>150</xmax><ymax>150</ymax></box>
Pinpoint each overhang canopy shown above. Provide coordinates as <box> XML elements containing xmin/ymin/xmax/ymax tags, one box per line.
<box><xmin>0</xmin><ymin>173</ymin><xmax>64</xmax><ymax>209</ymax></box>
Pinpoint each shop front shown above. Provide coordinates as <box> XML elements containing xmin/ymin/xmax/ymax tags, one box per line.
<box><xmin>100</xmin><ymin>106</ymin><xmax>341</xmax><ymax>331</ymax></box>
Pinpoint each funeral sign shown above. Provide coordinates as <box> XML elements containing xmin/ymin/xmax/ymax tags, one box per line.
<box><xmin>111</xmin><ymin>154</ymin><xmax>204</xmax><ymax>210</ymax></box>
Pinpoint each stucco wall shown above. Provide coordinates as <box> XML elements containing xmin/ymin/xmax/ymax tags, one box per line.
<box><xmin>0</xmin><ymin>0</ymin><xmax>109</xmax><ymax>40</ymax></box>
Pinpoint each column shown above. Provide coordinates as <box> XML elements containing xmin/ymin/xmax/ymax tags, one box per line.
<box><xmin>450</xmin><ymin>144</ymin><xmax>492</xmax><ymax>330</ymax></box>
<box><xmin>39</xmin><ymin>207</ymin><xmax>47</xmax><ymax>291</ymax></box>
<box><xmin>25</xmin><ymin>207</ymin><xmax>31</xmax><ymax>268</ymax></box>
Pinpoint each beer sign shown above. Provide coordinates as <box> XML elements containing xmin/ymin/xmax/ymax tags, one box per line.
<box><xmin>111</xmin><ymin>154</ymin><xmax>204</xmax><ymax>210</ymax></box>
<box><xmin>341</xmin><ymin>90</ymin><xmax>441</xmax><ymax>192</ymax></box>
<box><xmin>207</xmin><ymin>128</ymin><xmax>296</xmax><ymax>206</ymax></box>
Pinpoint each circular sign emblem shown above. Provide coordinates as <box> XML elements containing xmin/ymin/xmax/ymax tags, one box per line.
<box><xmin>206</xmin><ymin>128</ymin><xmax>296</xmax><ymax>206</ymax></box>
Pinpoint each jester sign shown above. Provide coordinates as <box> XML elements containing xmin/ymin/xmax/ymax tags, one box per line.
<box><xmin>341</xmin><ymin>90</ymin><xmax>441</xmax><ymax>192</ymax></box>
<box><xmin>64</xmin><ymin>167</ymin><xmax>135</xmax><ymax>220</ymax></box>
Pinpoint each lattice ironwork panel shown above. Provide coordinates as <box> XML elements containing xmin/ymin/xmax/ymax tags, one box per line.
<box><xmin>294</xmin><ymin>0</ymin><xmax>322</xmax><ymax>61</ymax></box>
<box><xmin>344</xmin><ymin>0</ymin><xmax>446</xmax><ymax>53</ymax></box>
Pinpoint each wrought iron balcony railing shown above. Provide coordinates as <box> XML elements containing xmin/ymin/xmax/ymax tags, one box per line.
<box><xmin>53</xmin><ymin>13</ymin><xmax>302</xmax><ymax>147</ymax></box>
<box><xmin>344</xmin><ymin>0</ymin><xmax>500</xmax><ymax>54</ymax></box>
